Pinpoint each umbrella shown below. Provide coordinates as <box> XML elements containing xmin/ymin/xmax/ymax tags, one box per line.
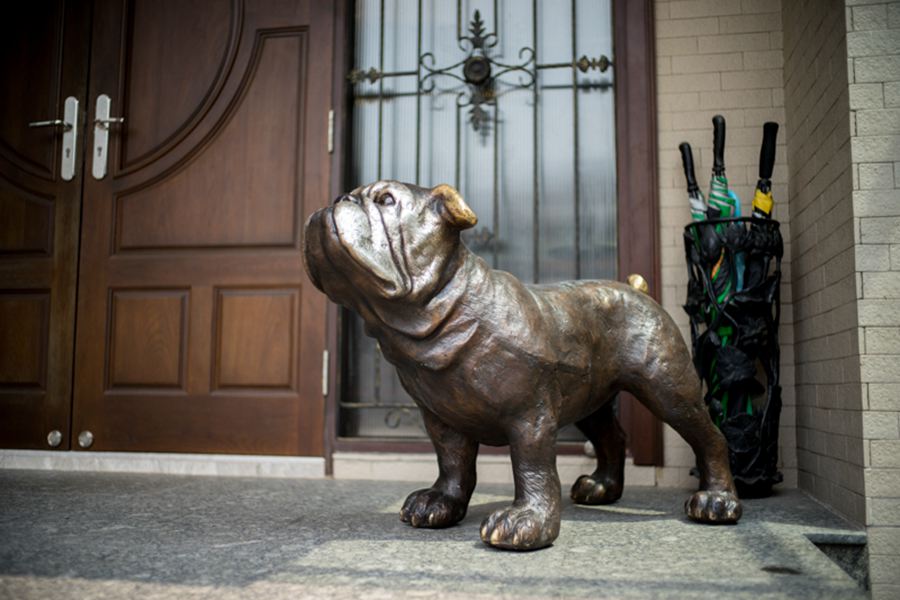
<box><xmin>705</xmin><ymin>115</ymin><xmax>745</xmax><ymax>424</ymax></box>
<box><xmin>679</xmin><ymin>142</ymin><xmax>707</xmax><ymax>221</ymax></box>
<box><xmin>752</xmin><ymin>122</ymin><xmax>779</xmax><ymax>220</ymax></box>
<box><xmin>745</xmin><ymin>122</ymin><xmax>779</xmax><ymax>291</ymax></box>
<box><xmin>707</xmin><ymin>115</ymin><xmax>738</xmax><ymax>221</ymax></box>
<box><xmin>705</xmin><ymin>115</ymin><xmax>739</xmax><ymax>302</ymax></box>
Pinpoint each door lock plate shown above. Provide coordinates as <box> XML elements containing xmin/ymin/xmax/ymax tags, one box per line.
<box><xmin>92</xmin><ymin>94</ymin><xmax>124</xmax><ymax>180</ymax></box>
<box><xmin>61</xmin><ymin>97</ymin><xmax>78</xmax><ymax>181</ymax></box>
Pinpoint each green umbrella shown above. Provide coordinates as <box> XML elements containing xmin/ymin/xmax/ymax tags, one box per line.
<box><xmin>707</xmin><ymin>115</ymin><xmax>743</xmax><ymax>293</ymax></box>
<box><xmin>705</xmin><ymin>115</ymin><xmax>743</xmax><ymax>425</ymax></box>
<box><xmin>706</xmin><ymin>115</ymin><xmax>736</xmax><ymax>303</ymax></box>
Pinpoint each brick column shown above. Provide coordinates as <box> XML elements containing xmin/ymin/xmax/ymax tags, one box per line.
<box><xmin>847</xmin><ymin>1</ymin><xmax>900</xmax><ymax>597</ymax></box>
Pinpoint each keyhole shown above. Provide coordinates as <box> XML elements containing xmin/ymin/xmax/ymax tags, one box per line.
<box><xmin>97</xmin><ymin>146</ymin><xmax>102</xmax><ymax>156</ymax></box>
<box><xmin>65</xmin><ymin>148</ymin><xmax>71</xmax><ymax>158</ymax></box>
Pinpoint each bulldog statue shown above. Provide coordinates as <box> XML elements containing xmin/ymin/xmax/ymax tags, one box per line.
<box><xmin>304</xmin><ymin>181</ymin><xmax>742</xmax><ymax>551</ymax></box>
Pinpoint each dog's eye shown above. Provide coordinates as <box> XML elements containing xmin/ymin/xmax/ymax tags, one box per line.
<box><xmin>375</xmin><ymin>193</ymin><xmax>395</xmax><ymax>206</ymax></box>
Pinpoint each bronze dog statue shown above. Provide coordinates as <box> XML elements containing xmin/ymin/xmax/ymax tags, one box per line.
<box><xmin>304</xmin><ymin>181</ymin><xmax>742</xmax><ymax>550</ymax></box>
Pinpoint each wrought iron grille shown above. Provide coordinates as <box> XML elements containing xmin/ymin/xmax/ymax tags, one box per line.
<box><xmin>343</xmin><ymin>0</ymin><xmax>617</xmax><ymax>438</ymax></box>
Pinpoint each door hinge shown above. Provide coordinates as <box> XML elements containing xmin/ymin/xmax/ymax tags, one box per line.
<box><xmin>322</xmin><ymin>349</ymin><xmax>329</xmax><ymax>397</ymax></box>
<box><xmin>327</xmin><ymin>109</ymin><xmax>334</xmax><ymax>154</ymax></box>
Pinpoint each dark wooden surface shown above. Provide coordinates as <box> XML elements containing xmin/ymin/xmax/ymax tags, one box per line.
<box><xmin>71</xmin><ymin>0</ymin><xmax>333</xmax><ymax>455</ymax></box>
<box><xmin>613</xmin><ymin>0</ymin><xmax>662</xmax><ymax>466</ymax></box>
<box><xmin>0</xmin><ymin>0</ymin><xmax>91</xmax><ymax>450</ymax></box>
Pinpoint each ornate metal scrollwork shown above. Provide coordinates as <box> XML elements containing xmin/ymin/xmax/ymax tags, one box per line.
<box><xmin>348</xmin><ymin>9</ymin><xmax>613</xmax><ymax>133</ymax></box>
<box><xmin>384</xmin><ymin>406</ymin><xmax>426</xmax><ymax>432</ymax></box>
<box><xmin>575</xmin><ymin>54</ymin><xmax>611</xmax><ymax>73</ymax></box>
<box><xmin>348</xmin><ymin>67</ymin><xmax>382</xmax><ymax>85</ymax></box>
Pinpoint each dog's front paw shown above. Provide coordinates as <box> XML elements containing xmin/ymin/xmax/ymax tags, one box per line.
<box><xmin>400</xmin><ymin>488</ymin><xmax>468</xmax><ymax>528</ymax></box>
<box><xmin>570</xmin><ymin>474</ymin><xmax>623</xmax><ymax>505</ymax></box>
<box><xmin>480</xmin><ymin>505</ymin><xmax>559</xmax><ymax>550</ymax></box>
<box><xmin>684</xmin><ymin>490</ymin><xmax>742</xmax><ymax>524</ymax></box>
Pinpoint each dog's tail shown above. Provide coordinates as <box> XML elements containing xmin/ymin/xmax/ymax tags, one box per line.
<box><xmin>627</xmin><ymin>273</ymin><xmax>649</xmax><ymax>295</ymax></box>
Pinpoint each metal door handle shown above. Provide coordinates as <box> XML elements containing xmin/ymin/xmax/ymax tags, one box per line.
<box><xmin>28</xmin><ymin>96</ymin><xmax>79</xmax><ymax>181</ymax></box>
<box><xmin>29</xmin><ymin>119</ymin><xmax>72</xmax><ymax>130</ymax></box>
<box><xmin>92</xmin><ymin>94</ymin><xmax>123</xmax><ymax>179</ymax></box>
<box><xmin>95</xmin><ymin>116</ymin><xmax>124</xmax><ymax>128</ymax></box>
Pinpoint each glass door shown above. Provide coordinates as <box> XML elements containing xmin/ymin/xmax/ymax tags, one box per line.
<box><xmin>343</xmin><ymin>0</ymin><xmax>616</xmax><ymax>439</ymax></box>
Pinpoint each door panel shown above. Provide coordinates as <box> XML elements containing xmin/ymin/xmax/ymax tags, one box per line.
<box><xmin>213</xmin><ymin>288</ymin><xmax>299</xmax><ymax>390</ymax></box>
<box><xmin>107</xmin><ymin>289</ymin><xmax>188</xmax><ymax>389</ymax></box>
<box><xmin>0</xmin><ymin>0</ymin><xmax>91</xmax><ymax>449</ymax></box>
<box><xmin>115</xmin><ymin>32</ymin><xmax>304</xmax><ymax>251</ymax></box>
<box><xmin>0</xmin><ymin>186</ymin><xmax>53</xmax><ymax>254</ymax></box>
<box><xmin>0</xmin><ymin>1</ymin><xmax>64</xmax><ymax>177</ymax></box>
<box><xmin>121</xmin><ymin>0</ymin><xmax>234</xmax><ymax>166</ymax></box>
<box><xmin>0</xmin><ymin>293</ymin><xmax>50</xmax><ymax>387</ymax></box>
<box><xmin>72</xmin><ymin>0</ymin><xmax>332</xmax><ymax>455</ymax></box>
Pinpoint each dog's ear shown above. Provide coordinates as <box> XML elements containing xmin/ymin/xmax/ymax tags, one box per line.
<box><xmin>431</xmin><ymin>184</ymin><xmax>477</xmax><ymax>230</ymax></box>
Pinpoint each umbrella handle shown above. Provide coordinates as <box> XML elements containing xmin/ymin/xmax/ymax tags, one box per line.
<box><xmin>712</xmin><ymin>115</ymin><xmax>726</xmax><ymax>176</ymax></box>
<box><xmin>679</xmin><ymin>142</ymin><xmax>700</xmax><ymax>193</ymax></box>
<box><xmin>759</xmin><ymin>122</ymin><xmax>779</xmax><ymax>181</ymax></box>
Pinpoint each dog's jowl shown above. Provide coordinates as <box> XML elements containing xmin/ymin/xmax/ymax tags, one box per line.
<box><xmin>304</xmin><ymin>181</ymin><xmax>742</xmax><ymax>551</ymax></box>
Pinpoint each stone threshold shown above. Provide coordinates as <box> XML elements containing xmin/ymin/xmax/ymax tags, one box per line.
<box><xmin>0</xmin><ymin>449</ymin><xmax>797</xmax><ymax>490</ymax></box>
<box><xmin>0</xmin><ymin>450</ymin><xmax>325</xmax><ymax>479</ymax></box>
<box><xmin>0</xmin><ymin>449</ymin><xmax>653</xmax><ymax>485</ymax></box>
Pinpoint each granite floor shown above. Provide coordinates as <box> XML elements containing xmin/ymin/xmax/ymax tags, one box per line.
<box><xmin>0</xmin><ymin>469</ymin><xmax>868</xmax><ymax>599</ymax></box>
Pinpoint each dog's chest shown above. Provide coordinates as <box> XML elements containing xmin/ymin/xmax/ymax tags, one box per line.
<box><xmin>391</xmin><ymin>334</ymin><xmax>597</xmax><ymax>440</ymax></box>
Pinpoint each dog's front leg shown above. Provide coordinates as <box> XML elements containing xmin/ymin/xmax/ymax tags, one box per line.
<box><xmin>480</xmin><ymin>414</ymin><xmax>561</xmax><ymax>550</ymax></box>
<box><xmin>400</xmin><ymin>408</ymin><xmax>478</xmax><ymax>528</ymax></box>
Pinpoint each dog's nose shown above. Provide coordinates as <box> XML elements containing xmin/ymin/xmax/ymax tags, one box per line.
<box><xmin>333</xmin><ymin>194</ymin><xmax>358</xmax><ymax>206</ymax></box>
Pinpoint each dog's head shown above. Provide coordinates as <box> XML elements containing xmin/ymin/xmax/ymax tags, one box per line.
<box><xmin>303</xmin><ymin>181</ymin><xmax>477</xmax><ymax>311</ymax></box>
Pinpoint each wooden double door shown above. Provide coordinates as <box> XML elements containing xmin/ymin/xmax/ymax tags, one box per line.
<box><xmin>0</xmin><ymin>0</ymin><xmax>333</xmax><ymax>455</ymax></box>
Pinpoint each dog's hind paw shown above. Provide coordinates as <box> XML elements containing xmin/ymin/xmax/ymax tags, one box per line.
<box><xmin>570</xmin><ymin>474</ymin><xmax>623</xmax><ymax>505</ymax></box>
<box><xmin>480</xmin><ymin>505</ymin><xmax>559</xmax><ymax>551</ymax></box>
<box><xmin>684</xmin><ymin>490</ymin><xmax>742</xmax><ymax>524</ymax></box>
<box><xmin>400</xmin><ymin>488</ymin><xmax>468</xmax><ymax>528</ymax></box>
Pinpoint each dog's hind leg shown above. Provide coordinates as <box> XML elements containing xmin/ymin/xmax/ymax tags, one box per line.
<box><xmin>401</xmin><ymin>408</ymin><xmax>478</xmax><ymax>528</ymax></box>
<box><xmin>570</xmin><ymin>400</ymin><xmax>626</xmax><ymax>505</ymax></box>
<box><xmin>626</xmin><ymin>361</ymin><xmax>742</xmax><ymax>524</ymax></box>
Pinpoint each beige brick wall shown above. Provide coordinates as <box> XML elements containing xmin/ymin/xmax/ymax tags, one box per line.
<box><xmin>782</xmin><ymin>0</ymin><xmax>866</xmax><ymax>524</ymax></box>
<box><xmin>846</xmin><ymin>1</ymin><xmax>900</xmax><ymax>596</ymax></box>
<box><xmin>654</xmin><ymin>0</ymin><xmax>796</xmax><ymax>488</ymax></box>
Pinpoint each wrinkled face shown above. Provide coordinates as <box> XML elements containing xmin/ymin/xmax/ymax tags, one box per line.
<box><xmin>303</xmin><ymin>181</ymin><xmax>477</xmax><ymax>310</ymax></box>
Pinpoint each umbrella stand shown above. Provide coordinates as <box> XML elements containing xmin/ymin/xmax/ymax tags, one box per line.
<box><xmin>683</xmin><ymin>216</ymin><xmax>784</xmax><ymax>498</ymax></box>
